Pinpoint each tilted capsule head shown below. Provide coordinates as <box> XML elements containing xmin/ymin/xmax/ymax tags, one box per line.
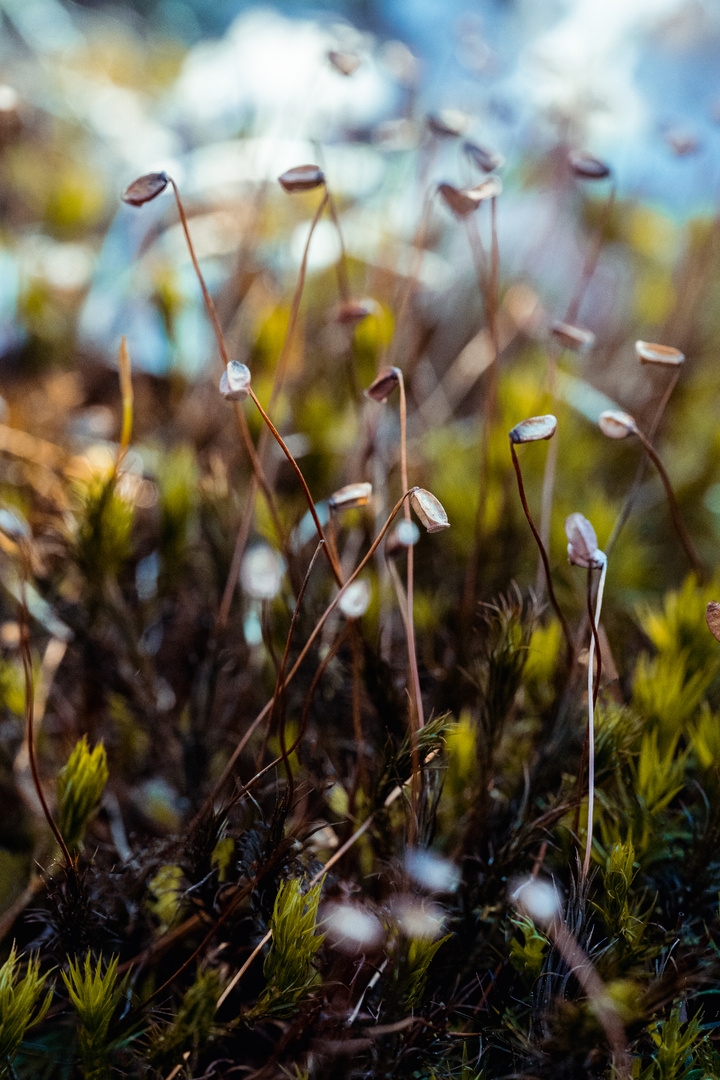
<box><xmin>635</xmin><ymin>340</ymin><xmax>685</xmax><ymax>367</ymax></box>
<box><xmin>565</xmin><ymin>512</ymin><xmax>605</xmax><ymax>569</ymax></box>
<box><xmin>509</xmin><ymin>414</ymin><xmax>557</xmax><ymax>444</ymax></box>
<box><xmin>366</xmin><ymin>367</ymin><xmax>401</xmax><ymax>403</ymax></box>
<box><xmin>568</xmin><ymin>150</ymin><xmax>611</xmax><ymax>180</ymax></box>
<box><xmin>278</xmin><ymin>164</ymin><xmax>325</xmax><ymax>193</ymax></box>
<box><xmin>411</xmin><ymin>488</ymin><xmax>450</xmax><ymax>533</ymax></box>
<box><xmin>598</xmin><ymin>409</ymin><xmax>638</xmax><ymax>439</ymax></box>
<box><xmin>219</xmin><ymin>361</ymin><xmax>251</xmax><ymax>402</ymax></box>
<box><xmin>465</xmin><ymin>175</ymin><xmax>503</xmax><ymax>202</ymax></box>
<box><xmin>121</xmin><ymin>172</ymin><xmax>169</xmax><ymax>206</ymax></box>
<box><xmin>463</xmin><ymin>140</ymin><xmax>504</xmax><ymax>173</ymax></box>
<box><xmin>551</xmin><ymin>321</ymin><xmax>596</xmax><ymax>351</ymax></box>
<box><xmin>706</xmin><ymin>602</ymin><xmax>720</xmax><ymax>643</ymax></box>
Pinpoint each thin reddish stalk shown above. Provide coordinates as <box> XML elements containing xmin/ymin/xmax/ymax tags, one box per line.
<box><xmin>167</xmin><ymin>177</ymin><xmax>285</xmax><ymax>615</ymax></box>
<box><xmin>248</xmin><ymin>387</ymin><xmax>343</xmax><ymax>585</ymax></box>
<box><xmin>273</xmin><ymin>542</ymin><xmax>325</xmax><ymax>805</ymax></box>
<box><xmin>169</xmin><ymin>178</ymin><xmax>229</xmax><ymax>367</ymax></box>
<box><xmin>635</xmin><ymin>429</ymin><xmax>704</xmax><ymax>580</ymax></box>
<box><xmin>510</xmin><ymin>443</ymin><xmax>574</xmax><ymax>665</ymax></box>
<box><xmin>398</xmin><ymin>372</ymin><xmax>423</xmax><ymax>846</ymax></box>
<box><xmin>606</xmin><ymin>370</ymin><xmax>680</xmax><ymax>557</ymax></box>
<box><xmin>19</xmin><ymin>579</ymin><xmax>73</xmax><ymax>868</ymax></box>
<box><xmin>195</xmin><ymin>489</ymin><xmax>417</xmax><ymax>817</ymax></box>
<box><xmin>349</xmin><ymin>623</ymin><xmax>367</xmax><ymax>799</ymax></box>
<box><xmin>218</xmin><ymin>194</ymin><xmax>329</xmax><ymax>628</ymax></box>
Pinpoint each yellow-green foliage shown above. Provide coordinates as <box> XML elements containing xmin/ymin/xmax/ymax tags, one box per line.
<box><xmin>149</xmin><ymin>966</ymin><xmax>221</xmax><ymax>1070</ymax></box>
<box><xmin>62</xmin><ymin>952</ymin><xmax>121</xmax><ymax>1080</ymax></box>
<box><xmin>523</xmin><ymin>619</ymin><xmax>561</xmax><ymax>709</ymax></box>
<box><xmin>0</xmin><ymin>946</ymin><xmax>52</xmax><ymax>1078</ymax></box>
<box><xmin>210</xmin><ymin>837</ymin><xmax>235</xmax><ymax>883</ymax></box>
<box><xmin>632</xmin><ymin>651</ymin><xmax>715</xmax><ymax>744</ymax></box>
<box><xmin>108</xmin><ymin>693</ymin><xmax>149</xmax><ymax>773</ymax></box>
<box><xmin>56</xmin><ymin>736</ymin><xmax>109</xmax><ymax>853</ymax></box>
<box><xmin>146</xmin><ymin>865</ymin><xmax>185</xmax><ymax>935</ymax></box>
<box><xmin>633</xmin><ymin>576</ymin><xmax>720</xmax><ymax>743</ymax></box>
<box><xmin>397</xmin><ymin>931</ymin><xmax>451</xmax><ymax>1008</ymax></box>
<box><xmin>597</xmin><ymin>841</ymin><xmax>650</xmax><ymax>958</ymax></box>
<box><xmin>438</xmin><ymin>713</ymin><xmax>477</xmax><ymax>825</ymax></box>
<box><xmin>254</xmin><ymin>878</ymin><xmax>324</xmax><ymax>1018</ymax></box>
<box><xmin>594</xmin><ymin>703</ymin><xmax>644</xmax><ymax>777</ymax></box>
<box><xmin>632</xmin><ymin>730</ymin><xmax>687</xmax><ymax>817</ymax></box>
<box><xmin>637</xmin><ymin>1002</ymin><xmax>708</xmax><ymax>1080</ymax></box>
<box><xmin>601</xmin><ymin>841</ymin><xmax>638</xmax><ymax>939</ymax></box>
<box><xmin>156</xmin><ymin>445</ymin><xmax>198</xmax><ymax>577</ymax></box>
<box><xmin>0</xmin><ymin>657</ymin><xmax>26</xmax><ymax>717</ymax></box>
<box><xmin>638</xmin><ymin>575</ymin><xmax>720</xmax><ymax>677</ymax></box>
<box><xmin>508</xmin><ymin>915</ymin><xmax>548</xmax><ymax>988</ymax></box>
<box><xmin>688</xmin><ymin>703</ymin><xmax>720</xmax><ymax>776</ymax></box>
<box><xmin>74</xmin><ymin>473</ymin><xmax>134</xmax><ymax>587</ymax></box>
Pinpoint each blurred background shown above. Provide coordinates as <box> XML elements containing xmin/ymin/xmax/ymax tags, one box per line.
<box><xmin>2</xmin><ymin>0</ymin><xmax>720</xmax><ymax>374</ymax></box>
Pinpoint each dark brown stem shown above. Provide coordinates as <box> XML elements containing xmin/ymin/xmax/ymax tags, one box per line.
<box><xmin>293</xmin><ymin>627</ymin><xmax>347</xmax><ymax>759</ymax></box>
<box><xmin>510</xmin><ymin>442</ymin><xmax>574</xmax><ymax>665</ymax></box>
<box><xmin>248</xmin><ymin>388</ymin><xmax>343</xmax><ymax>586</ymax></box>
<box><xmin>635</xmin><ymin>429</ymin><xmax>705</xmax><ymax>580</ymax></box>
<box><xmin>273</xmin><ymin>542</ymin><xmax>325</xmax><ymax>806</ymax></box>
<box><xmin>194</xmin><ymin>489</ymin><xmax>418</xmax><ymax>818</ymax></box>
<box><xmin>217</xmin><ymin>195</ymin><xmax>329</xmax><ymax>629</ymax></box>
<box><xmin>232</xmin><ymin>404</ymin><xmax>284</xmax><ymax>539</ymax></box>
<box><xmin>217</xmin><ymin>474</ymin><xmax>258</xmax><ymax>633</ymax></box>
<box><xmin>349</xmin><ymin>623</ymin><xmax>367</xmax><ymax>802</ymax></box>
<box><xmin>19</xmin><ymin>578</ymin><xmax>73</xmax><ymax>869</ymax></box>
<box><xmin>265</xmin><ymin>189</ymin><xmax>328</xmax><ymax>420</ymax></box>
<box><xmin>550</xmin><ymin>922</ymin><xmax>630</xmax><ymax>1076</ymax></box>
<box><xmin>398</xmin><ymin>372</ymin><xmax>422</xmax><ymax>847</ymax></box>
<box><xmin>606</xmin><ymin>370</ymin><xmax>680</xmax><ymax>558</ymax></box>
<box><xmin>168</xmin><ymin>178</ymin><xmax>229</xmax><ymax>366</ymax></box>
<box><xmin>167</xmin><ymin>176</ymin><xmax>286</xmax><ymax>623</ymax></box>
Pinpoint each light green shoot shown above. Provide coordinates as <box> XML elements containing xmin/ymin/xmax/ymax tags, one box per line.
<box><xmin>253</xmin><ymin>878</ymin><xmax>325</xmax><ymax>1017</ymax></box>
<box><xmin>56</xmin><ymin>737</ymin><xmax>109</xmax><ymax>853</ymax></box>
<box><xmin>62</xmin><ymin>952</ymin><xmax>121</xmax><ymax>1080</ymax></box>
<box><xmin>0</xmin><ymin>945</ymin><xmax>52</xmax><ymax>1078</ymax></box>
